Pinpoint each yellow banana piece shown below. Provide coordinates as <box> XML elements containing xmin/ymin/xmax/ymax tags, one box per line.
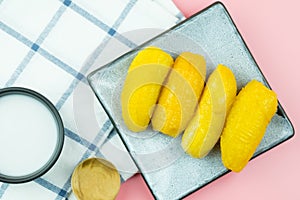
<box><xmin>151</xmin><ymin>52</ymin><xmax>206</xmax><ymax>137</ymax></box>
<box><xmin>221</xmin><ymin>80</ymin><xmax>278</xmax><ymax>172</ymax></box>
<box><xmin>181</xmin><ymin>65</ymin><xmax>237</xmax><ymax>158</ymax></box>
<box><xmin>121</xmin><ymin>47</ymin><xmax>173</xmax><ymax>132</ymax></box>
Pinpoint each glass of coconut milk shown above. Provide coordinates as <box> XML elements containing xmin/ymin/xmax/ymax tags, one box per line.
<box><xmin>0</xmin><ymin>87</ymin><xmax>64</xmax><ymax>183</ymax></box>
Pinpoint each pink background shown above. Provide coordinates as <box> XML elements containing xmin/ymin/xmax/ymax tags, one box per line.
<box><xmin>117</xmin><ymin>0</ymin><xmax>300</xmax><ymax>199</ymax></box>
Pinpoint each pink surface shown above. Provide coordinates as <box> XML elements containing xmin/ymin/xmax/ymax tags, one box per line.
<box><xmin>116</xmin><ymin>0</ymin><xmax>300</xmax><ymax>199</ymax></box>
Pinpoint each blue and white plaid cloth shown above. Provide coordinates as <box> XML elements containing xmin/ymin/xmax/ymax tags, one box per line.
<box><xmin>0</xmin><ymin>0</ymin><xmax>184</xmax><ymax>199</ymax></box>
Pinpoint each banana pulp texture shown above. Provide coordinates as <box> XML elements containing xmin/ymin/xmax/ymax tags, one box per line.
<box><xmin>121</xmin><ymin>47</ymin><xmax>174</xmax><ymax>132</ymax></box>
<box><xmin>152</xmin><ymin>52</ymin><xmax>206</xmax><ymax>137</ymax></box>
<box><xmin>181</xmin><ymin>65</ymin><xmax>237</xmax><ymax>158</ymax></box>
<box><xmin>221</xmin><ymin>80</ymin><xmax>278</xmax><ymax>172</ymax></box>
<box><xmin>71</xmin><ymin>158</ymin><xmax>121</xmax><ymax>200</ymax></box>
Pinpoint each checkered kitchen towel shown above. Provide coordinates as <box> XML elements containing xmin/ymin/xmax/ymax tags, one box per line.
<box><xmin>0</xmin><ymin>0</ymin><xmax>184</xmax><ymax>199</ymax></box>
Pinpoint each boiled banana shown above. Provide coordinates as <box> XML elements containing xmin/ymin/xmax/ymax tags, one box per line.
<box><xmin>220</xmin><ymin>80</ymin><xmax>278</xmax><ymax>172</ymax></box>
<box><xmin>151</xmin><ymin>52</ymin><xmax>206</xmax><ymax>137</ymax></box>
<box><xmin>121</xmin><ymin>47</ymin><xmax>174</xmax><ymax>132</ymax></box>
<box><xmin>182</xmin><ymin>65</ymin><xmax>237</xmax><ymax>158</ymax></box>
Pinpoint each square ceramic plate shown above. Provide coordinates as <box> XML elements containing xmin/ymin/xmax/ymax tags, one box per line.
<box><xmin>88</xmin><ymin>2</ymin><xmax>294</xmax><ymax>199</ymax></box>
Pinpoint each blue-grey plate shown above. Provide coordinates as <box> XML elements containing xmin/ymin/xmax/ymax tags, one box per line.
<box><xmin>88</xmin><ymin>2</ymin><xmax>294</xmax><ymax>199</ymax></box>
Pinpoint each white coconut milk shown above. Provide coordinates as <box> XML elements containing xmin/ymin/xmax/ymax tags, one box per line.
<box><xmin>0</xmin><ymin>94</ymin><xmax>58</xmax><ymax>177</ymax></box>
